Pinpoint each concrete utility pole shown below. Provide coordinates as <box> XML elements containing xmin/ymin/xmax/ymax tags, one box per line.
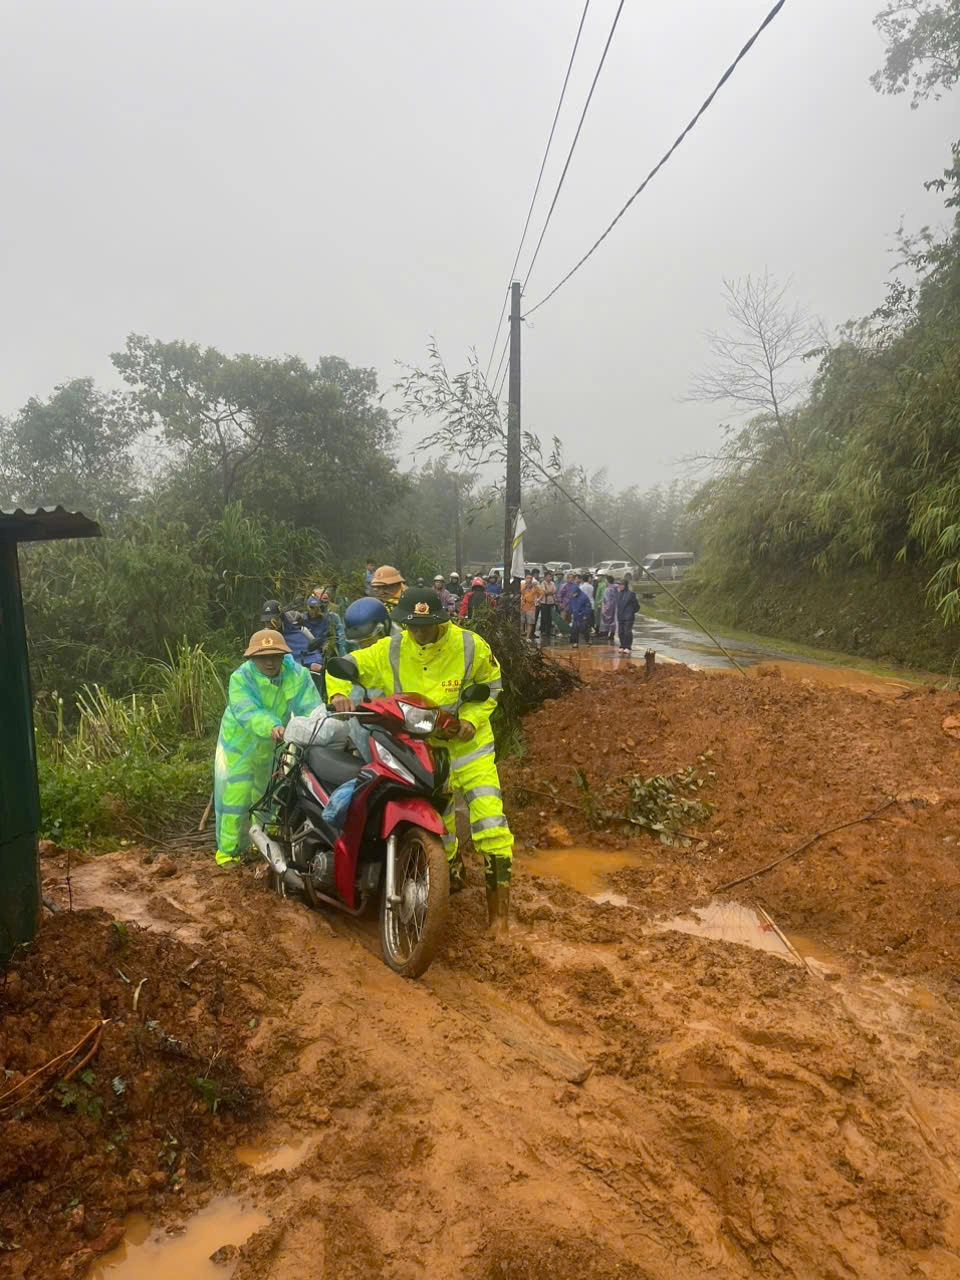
<box><xmin>453</xmin><ymin>472</ymin><xmax>464</xmax><ymax>580</ymax></box>
<box><xmin>502</xmin><ymin>280</ymin><xmax>522</xmax><ymax>587</ymax></box>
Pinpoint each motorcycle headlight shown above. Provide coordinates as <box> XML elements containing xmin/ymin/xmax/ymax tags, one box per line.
<box><xmin>397</xmin><ymin>701</ymin><xmax>439</xmax><ymax>736</ymax></box>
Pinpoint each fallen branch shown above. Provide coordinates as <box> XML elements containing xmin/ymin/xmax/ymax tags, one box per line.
<box><xmin>504</xmin><ymin>782</ymin><xmax>582</xmax><ymax>812</ymax></box>
<box><xmin>59</xmin><ymin>1023</ymin><xmax>106</xmax><ymax>1085</ymax></box>
<box><xmin>125</xmin><ymin>819</ymin><xmax>178</xmax><ymax>850</ymax></box>
<box><xmin>713</xmin><ymin>798</ymin><xmax>897</xmax><ymax>895</ymax></box>
<box><xmin>0</xmin><ymin>1020</ymin><xmax>107</xmax><ymax>1115</ymax></box>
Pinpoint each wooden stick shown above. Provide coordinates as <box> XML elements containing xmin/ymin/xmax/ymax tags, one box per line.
<box><xmin>713</xmin><ymin>798</ymin><xmax>897</xmax><ymax>894</ymax></box>
<box><xmin>755</xmin><ymin>904</ymin><xmax>809</xmax><ymax>974</ymax></box>
<box><xmin>198</xmin><ymin>792</ymin><xmax>214</xmax><ymax>833</ymax></box>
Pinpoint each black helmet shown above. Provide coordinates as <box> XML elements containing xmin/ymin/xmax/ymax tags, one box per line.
<box><xmin>392</xmin><ymin>587</ymin><xmax>449</xmax><ymax>627</ymax></box>
<box><xmin>260</xmin><ymin>598</ymin><xmax>281</xmax><ymax>623</ymax></box>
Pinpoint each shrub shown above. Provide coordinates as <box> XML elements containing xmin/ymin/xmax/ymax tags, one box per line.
<box><xmin>37</xmin><ymin>747</ymin><xmax>210</xmax><ymax>846</ymax></box>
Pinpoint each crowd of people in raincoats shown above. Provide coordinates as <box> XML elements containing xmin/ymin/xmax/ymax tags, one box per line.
<box><xmin>519</xmin><ymin>568</ymin><xmax>638</xmax><ymax>653</ymax></box>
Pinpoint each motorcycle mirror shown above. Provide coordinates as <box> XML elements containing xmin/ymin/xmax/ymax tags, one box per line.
<box><xmin>326</xmin><ymin>656</ymin><xmax>359</xmax><ymax>681</ymax></box>
<box><xmin>459</xmin><ymin>683</ymin><xmax>490</xmax><ymax>704</ymax></box>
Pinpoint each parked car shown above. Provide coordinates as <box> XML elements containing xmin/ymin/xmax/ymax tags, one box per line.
<box><xmin>641</xmin><ymin>552</ymin><xmax>695</xmax><ymax>581</ymax></box>
<box><xmin>544</xmin><ymin>561</ymin><xmax>572</xmax><ymax>575</ymax></box>
<box><xmin>595</xmin><ymin>559</ymin><xmax>639</xmax><ymax>581</ymax></box>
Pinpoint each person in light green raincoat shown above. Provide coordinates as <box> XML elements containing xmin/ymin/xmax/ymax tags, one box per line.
<box><xmin>214</xmin><ymin>628</ymin><xmax>321</xmax><ymax>866</ymax></box>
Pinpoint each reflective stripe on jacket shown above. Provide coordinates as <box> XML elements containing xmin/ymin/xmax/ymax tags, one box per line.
<box><xmin>349</xmin><ymin>622</ymin><xmax>502</xmax><ymax>757</ymax></box>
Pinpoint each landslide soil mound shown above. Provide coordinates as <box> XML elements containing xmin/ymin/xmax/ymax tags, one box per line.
<box><xmin>8</xmin><ymin>663</ymin><xmax>960</xmax><ymax>1277</ymax></box>
<box><xmin>503</xmin><ymin>662</ymin><xmax>960</xmax><ymax>978</ymax></box>
<box><xmin>17</xmin><ymin>819</ymin><xmax>960</xmax><ymax>1279</ymax></box>
<box><xmin>0</xmin><ymin>902</ymin><xmax>260</xmax><ymax>1278</ymax></box>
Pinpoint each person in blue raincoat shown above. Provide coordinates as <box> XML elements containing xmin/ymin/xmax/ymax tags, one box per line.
<box><xmin>567</xmin><ymin>583</ymin><xmax>594</xmax><ymax>647</ymax></box>
<box><xmin>214</xmin><ymin>628</ymin><xmax>321</xmax><ymax>866</ymax></box>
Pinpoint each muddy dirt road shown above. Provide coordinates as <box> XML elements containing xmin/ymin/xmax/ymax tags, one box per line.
<box><xmin>5</xmin><ymin>661</ymin><xmax>960</xmax><ymax>1278</ymax></box>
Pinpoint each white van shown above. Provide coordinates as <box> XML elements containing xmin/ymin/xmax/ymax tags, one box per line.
<box><xmin>641</xmin><ymin>552</ymin><xmax>695</xmax><ymax>581</ymax></box>
<box><xmin>544</xmin><ymin>561</ymin><xmax>572</xmax><ymax>575</ymax></box>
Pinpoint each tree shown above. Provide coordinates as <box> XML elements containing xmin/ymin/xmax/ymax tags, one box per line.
<box><xmin>20</xmin><ymin>510</ymin><xmax>211</xmax><ymax>704</ymax></box>
<box><xmin>0</xmin><ymin>378</ymin><xmax>143</xmax><ymax>518</ymax></box>
<box><xmin>871</xmin><ymin>0</ymin><xmax>960</xmax><ymax>106</ymax></box>
<box><xmin>113</xmin><ymin>336</ymin><xmax>405</xmax><ymax>554</ymax></box>
<box><xmin>687</xmin><ymin>273</ymin><xmax>820</xmax><ymax>460</ymax></box>
<box><xmin>113</xmin><ymin>335</ymin><xmax>296</xmax><ymax>507</ymax></box>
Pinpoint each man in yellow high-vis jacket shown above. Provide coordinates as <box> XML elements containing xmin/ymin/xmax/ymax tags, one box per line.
<box><xmin>330</xmin><ymin>587</ymin><xmax>512</xmax><ymax>932</ymax></box>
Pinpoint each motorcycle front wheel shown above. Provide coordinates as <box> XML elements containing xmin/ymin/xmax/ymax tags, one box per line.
<box><xmin>380</xmin><ymin>825</ymin><xmax>449</xmax><ymax>978</ymax></box>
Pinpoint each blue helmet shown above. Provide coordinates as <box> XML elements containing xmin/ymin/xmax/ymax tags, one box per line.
<box><xmin>344</xmin><ymin>597</ymin><xmax>390</xmax><ymax>643</ymax></box>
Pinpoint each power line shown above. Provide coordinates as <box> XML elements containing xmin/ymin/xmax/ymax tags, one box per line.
<box><xmin>491</xmin><ymin>331</ymin><xmax>510</xmax><ymax>401</ymax></box>
<box><xmin>522</xmin><ymin>0</ymin><xmax>626</xmax><ymax>293</ymax></box>
<box><xmin>484</xmin><ymin>0</ymin><xmax>593</xmax><ymax>381</ymax></box>
<box><xmin>525</xmin><ymin>0</ymin><xmax>790</xmax><ymax>317</ymax></box>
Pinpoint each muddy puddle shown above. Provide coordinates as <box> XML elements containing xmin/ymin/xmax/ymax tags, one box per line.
<box><xmin>516</xmin><ymin>846</ymin><xmax>647</xmax><ymax>903</ymax></box>
<box><xmin>90</xmin><ymin>1197</ymin><xmax>269</xmax><ymax>1278</ymax></box>
<box><xmin>652</xmin><ymin>899</ymin><xmax>797</xmax><ymax>959</ymax></box>
<box><xmin>652</xmin><ymin>900</ymin><xmax>945</xmax><ymax>1027</ymax></box>
<box><xmin>235</xmin><ymin>1135</ymin><xmax>315</xmax><ymax>1173</ymax></box>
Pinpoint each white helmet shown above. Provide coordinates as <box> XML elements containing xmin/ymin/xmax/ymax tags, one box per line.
<box><xmin>449</xmin><ymin>571</ymin><xmax>460</xmax><ymax>581</ymax></box>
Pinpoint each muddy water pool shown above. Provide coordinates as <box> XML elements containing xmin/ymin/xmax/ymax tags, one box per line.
<box><xmin>90</xmin><ymin>1197</ymin><xmax>269</xmax><ymax>1279</ymax></box>
<box><xmin>515</xmin><ymin>846</ymin><xmax>648</xmax><ymax>903</ymax></box>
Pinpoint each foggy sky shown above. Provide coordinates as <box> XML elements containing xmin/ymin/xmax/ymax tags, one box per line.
<box><xmin>1</xmin><ymin>0</ymin><xmax>957</xmax><ymax>486</ymax></box>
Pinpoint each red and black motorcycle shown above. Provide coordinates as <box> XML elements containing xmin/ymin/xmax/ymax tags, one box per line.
<box><xmin>248</xmin><ymin>675</ymin><xmax>489</xmax><ymax>978</ymax></box>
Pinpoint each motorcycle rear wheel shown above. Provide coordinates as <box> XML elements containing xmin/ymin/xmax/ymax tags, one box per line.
<box><xmin>380</xmin><ymin>825</ymin><xmax>449</xmax><ymax>978</ymax></box>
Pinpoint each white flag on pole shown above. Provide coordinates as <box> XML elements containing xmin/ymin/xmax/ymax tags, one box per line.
<box><xmin>510</xmin><ymin>510</ymin><xmax>526</xmax><ymax>581</ymax></box>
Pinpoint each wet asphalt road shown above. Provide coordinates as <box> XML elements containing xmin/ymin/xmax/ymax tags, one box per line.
<box><xmin>549</xmin><ymin>612</ymin><xmax>781</xmax><ymax>671</ymax></box>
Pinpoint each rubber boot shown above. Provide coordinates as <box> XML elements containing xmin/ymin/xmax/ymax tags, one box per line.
<box><xmin>485</xmin><ymin>884</ymin><xmax>510</xmax><ymax>935</ymax></box>
<box><xmin>448</xmin><ymin>849</ymin><xmax>467</xmax><ymax>895</ymax></box>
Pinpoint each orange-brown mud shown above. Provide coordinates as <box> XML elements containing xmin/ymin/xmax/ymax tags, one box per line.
<box><xmin>4</xmin><ymin>660</ymin><xmax>960</xmax><ymax>1277</ymax></box>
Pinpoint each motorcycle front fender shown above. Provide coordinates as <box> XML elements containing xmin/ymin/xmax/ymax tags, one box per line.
<box><xmin>381</xmin><ymin>796</ymin><xmax>444</xmax><ymax>838</ymax></box>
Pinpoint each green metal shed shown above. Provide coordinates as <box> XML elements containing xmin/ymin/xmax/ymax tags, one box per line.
<box><xmin>0</xmin><ymin>506</ymin><xmax>101</xmax><ymax>960</ymax></box>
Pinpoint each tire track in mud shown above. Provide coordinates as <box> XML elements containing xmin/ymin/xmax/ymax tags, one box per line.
<box><xmin>56</xmin><ymin>846</ymin><xmax>960</xmax><ymax>1278</ymax></box>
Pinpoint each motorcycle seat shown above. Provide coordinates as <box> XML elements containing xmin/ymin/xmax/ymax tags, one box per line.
<box><xmin>305</xmin><ymin>744</ymin><xmax>366</xmax><ymax>790</ymax></box>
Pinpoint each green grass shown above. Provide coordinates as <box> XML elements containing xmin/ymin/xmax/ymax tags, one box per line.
<box><xmin>37</xmin><ymin>745</ymin><xmax>212</xmax><ymax>847</ymax></box>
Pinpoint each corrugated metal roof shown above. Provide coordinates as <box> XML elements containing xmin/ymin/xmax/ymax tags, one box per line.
<box><xmin>0</xmin><ymin>505</ymin><xmax>102</xmax><ymax>543</ymax></box>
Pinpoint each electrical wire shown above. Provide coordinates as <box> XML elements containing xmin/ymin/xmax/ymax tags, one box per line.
<box><xmin>525</xmin><ymin>0</ymin><xmax>790</xmax><ymax>317</ymax></box>
<box><xmin>492</xmin><ymin>333</ymin><xmax>510</xmax><ymax>402</ymax></box>
<box><xmin>484</xmin><ymin>0</ymin><xmax>593</xmax><ymax>382</ymax></box>
<box><xmin>522</xmin><ymin>0</ymin><xmax>626</xmax><ymax>293</ymax></box>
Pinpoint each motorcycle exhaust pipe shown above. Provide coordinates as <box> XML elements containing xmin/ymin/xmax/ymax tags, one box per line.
<box><xmin>249</xmin><ymin>823</ymin><xmax>304</xmax><ymax>892</ymax></box>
